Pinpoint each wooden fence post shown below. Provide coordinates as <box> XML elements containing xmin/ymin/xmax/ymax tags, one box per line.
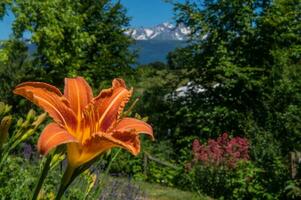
<box><xmin>291</xmin><ymin>151</ymin><xmax>301</xmax><ymax>179</ymax></box>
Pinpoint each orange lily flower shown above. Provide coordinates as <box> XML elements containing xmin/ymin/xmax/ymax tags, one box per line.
<box><xmin>14</xmin><ymin>77</ymin><xmax>153</xmax><ymax>168</ymax></box>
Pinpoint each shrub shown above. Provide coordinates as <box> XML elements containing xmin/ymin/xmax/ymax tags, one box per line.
<box><xmin>186</xmin><ymin>133</ymin><xmax>277</xmax><ymax>199</ymax></box>
<box><xmin>191</xmin><ymin>133</ymin><xmax>249</xmax><ymax>168</ymax></box>
<box><xmin>187</xmin><ymin>159</ymin><xmax>275</xmax><ymax>199</ymax></box>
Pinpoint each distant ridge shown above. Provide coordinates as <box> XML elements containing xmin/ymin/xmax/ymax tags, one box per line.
<box><xmin>2</xmin><ymin>23</ymin><xmax>189</xmax><ymax>65</ymax></box>
<box><xmin>132</xmin><ymin>40</ymin><xmax>187</xmax><ymax>64</ymax></box>
<box><xmin>127</xmin><ymin>22</ymin><xmax>189</xmax><ymax>64</ymax></box>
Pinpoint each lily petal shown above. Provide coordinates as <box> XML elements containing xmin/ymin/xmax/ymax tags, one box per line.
<box><xmin>38</xmin><ymin>123</ymin><xmax>78</xmax><ymax>155</ymax></box>
<box><xmin>16</xmin><ymin>82</ymin><xmax>63</xmax><ymax>96</ymax></box>
<box><xmin>64</xmin><ymin>77</ymin><xmax>93</xmax><ymax>119</ymax></box>
<box><xmin>109</xmin><ymin>131</ymin><xmax>142</xmax><ymax>155</ymax></box>
<box><xmin>113</xmin><ymin>118</ymin><xmax>154</xmax><ymax>140</ymax></box>
<box><xmin>68</xmin><ymin>130</ymin><xmax>142</xmax><ymax>167</ymax></box>
<box><xmin>13</xmin><ymin>82</ymin><xmax>77</xmax><ymax>131</ymax></box>
<box><xmin>94</xmin><ymin>79</ymin><xmax>132</xmax><ymax>132</ymax></box>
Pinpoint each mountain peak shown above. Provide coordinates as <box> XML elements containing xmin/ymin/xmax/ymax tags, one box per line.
<box><xmin>162</xmin><ymin>22</ymin><xmax>175</xmax><ymax>29</ymax></box>
<box><xmin>125</xmin><ymin>22</ymin><xmax>190</xmax><ymax>41</ymax></box>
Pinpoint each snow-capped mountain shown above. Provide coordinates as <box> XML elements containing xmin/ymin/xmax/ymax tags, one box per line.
<box><xmin>125</xmin><ymin>22</ymin><xmax>190</xmax><ymax>41</ymax></box>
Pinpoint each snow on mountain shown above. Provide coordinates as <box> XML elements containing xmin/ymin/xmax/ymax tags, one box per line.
<box><xmin>125</xmin><ymin>22</ymin><xmax>190</xmax><ymax>41</ymax></box>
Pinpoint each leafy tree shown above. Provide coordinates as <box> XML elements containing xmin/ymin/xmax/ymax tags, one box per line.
<box><xmin>169</xmin><ymin>0</ymin><xmax>301</xmax><ymax>146</ymax></box>
<box><xmin>258</xmin><ymin>0</ymin><xmax>301</xmax><ymax>152</ymax></box>
<box><xmin>6</xmin><ymin>0</ymin><xmax>135</xmax><ymax>87</ymax></box>
<box><xmin>0</xmin><ymin>40</ymin><xmax>45</xmax><ymax>111</ymax></box>
<box><xmin>167</xmin><ymin>47</ymin><xmax>194</xmax><ymax>70</ymax></box>
<box><xmin>133</xmin><ymin>63</ymin><xmax>180</xmax><ymax>140</ymax></box>
<box><xmin>0</xmin><ymin>0</ymin><xmax>10</xmax><ymax>19</ymax></box>
<box><xmin>163</xmin><ymin>0</ymin><xmax>301</xmax><ymax>197</ymax></box>
<box><xmin>167</xmin><ymin>0</ymin><xmax>268</xmax><ymax>145</ymax></box>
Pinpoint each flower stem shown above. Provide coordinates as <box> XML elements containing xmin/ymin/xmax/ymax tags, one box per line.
<box><xmin>55</xmin><ymin>164</ymin><xmax>76</xmax><ymax>200</ymax></box>
<box><xmin>105</xmin><ymin>148</ymin><xmax>121</xmax><ymax>175</ymax></box>
<box><xmin>55</xmin><ymin>154</ymin><xmax>106</xmax><ymax>199</ymax></box>
<box><xmin>31</xmin><ymin>154</ymin><xmax>52</xmax><ymax>200</ymax></box>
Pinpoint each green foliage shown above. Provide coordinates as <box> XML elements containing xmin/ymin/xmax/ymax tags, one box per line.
<box><xmin>284</xmin><ymin>154</ymin><xmax>301</xmax><ymax>200</ymax></box>
<box><xmin>133</xmin><ymin>63</ymin><xmax>185</xmax><ymax>140</ymax></box>
<box><xmin>143</xmin><ymin>139</ymin><xmax>180</xmax><ymax>186</ymax></box>
<box><xmin>110</xmin><ymin>138</ymin><xmax>181</xmax><ymax>186</ymax></box>
<box><xmin>170</xmin><ymin>0</ymin><xmax>300</xmax><ymax>159</ymax></box>
<box><xmin>0</xmin><ymin>102</ymin><xmax>47</xmax><ymax>168</ymax></box>
<box><xmin>187</xmin><ymin>161</ymin><xmax>277</xmax><ymax>199</ymax></box>
<box><xmin>0</xmin><ymin>0</ymin><xmax>11</xmax><ymax>19</ymax></box>
<box><xmin>0</xmin><ymin>155</ymin><xmax>102</xmax><ymax>200</ymax></box>
<box><xmin>230</xmin><ymin>161</ymin><xmax>273</xmax><ymax>200</ymax></box>
<box><xmin>3</xmin><ymin>0</ymin><xmax>135</xmax><ymax>89</ymax></box>
<box><xmin>170</xmin><ymin>0</ymin><xmax>268</xmax><ymax>142</ymax></box>
<box><xmin>0</xmin><ymin>102</ymin><xmax>12</xmax><ymax>151</ymax></box>
<box><xmin>259</xmin><ymin>0</ymin><xmax>301</xmax><ymax>152</ymax></box>
<box><xmin>167</xmin><ymin>47</ymin><xmax>194</xmax><ymax>70</ymax></box>
<box><xmin>285</xmin><ymin>179</ymin><xmax>301</xmax><ymax>200</ymax></box>
<box><xmin>0</xmin><ymin>40</ymin><xmax>46</xmax><ymax>107</ymax></box>
<box><xmin>0</xmin><ymin>156</ymin><xmax>36</xmax><ymax>199</ymax></box>
<box><xmin>187</xmin><ymin>163</ymin><xmax>232</xmax><ymax>199</ymax></box>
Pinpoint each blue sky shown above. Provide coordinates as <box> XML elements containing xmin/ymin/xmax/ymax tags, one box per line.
<box><xmin>0</xmin><ymin>10</ymin><xmax>14</xmax><ymax>40</ymax></box>
<box><xmin>0</xmin><ymin>0</ymin><xmax>181</xmax><ymax>39</ymax></box>
<box><xmin>121</xmin><ymin>0</ymin><xmax>179</xmax><ymax>27</ymax></box>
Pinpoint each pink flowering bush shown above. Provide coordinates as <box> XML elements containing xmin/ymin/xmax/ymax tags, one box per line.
<box><xmin>191</xmin><ymin>133</ymin><xmax>249</xmax><ymax>168</ymax></box>
<box><xmin>185</xmin><ymin>133</ymin><xmax>271</xmax><ymax>199</ymax></box>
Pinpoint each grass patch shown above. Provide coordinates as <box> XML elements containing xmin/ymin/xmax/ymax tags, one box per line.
<box><xmin>101</xmin><ymin>176</ymin><xmax>211</xmax><ymax>200</ymax></box>
<box><xmin>136</xmin><ymin>180</ymin><xmax>210</xmax><ymax>200</ymax></box>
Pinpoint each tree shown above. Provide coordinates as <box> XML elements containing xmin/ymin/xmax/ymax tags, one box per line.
<box><xmin>168</xmin><ymin>0</ymin><xmax>301</xmax><ymax>197</ymax></box>
<box><xmin>170</xmin><ymin>0</ymin><xmax>268</xmax><ymax>140</ymax></box>
<box><xmin>0</xmin><ymin>0</ymin><xmax>10</xmax><ymax>19</ymax></box>
<box><xmin>258</xmin><ymin>0</ymin><xmax>301</xmax><ymax>151</ymax></box>
<box><xmin>170</xmin><ymin>0</ymin><xmax>300</xmax><ymax>145</ymax></box>
<box><xmin>8</xmin><ymin>0</ymin><xmax>135</xmax><ymax>87</ymax></box>
<box><xmin>0</xmin><ymin>39</ymin><xmax>45</xmax><ymax>112</ymax></box>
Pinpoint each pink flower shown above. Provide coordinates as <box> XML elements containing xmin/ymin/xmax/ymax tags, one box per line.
<box><xmin>191</xmin><ymin>132</ymin><xmax>249</xmax><ymax>168</ymax></box>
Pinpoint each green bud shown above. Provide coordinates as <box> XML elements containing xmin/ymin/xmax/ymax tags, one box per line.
<box><xmin>26</xmin><ymin>109</ymin><xmax>36</xmax><ymax>122</ymax></box>
<box><xmin>0</xmin><ymin>115</ymin><xmax>12</xmax><ymax>147</ymax></box>
<box><xmin>32</xmin><ymin>112</ymin><xmax>47</xmax><ymax>128</ymax></box>
<box><xmin>21</xmin><ymin>120</ymin><xmax>30</xmax><ymax>128</ymax></box>
<box><xmin>20</xmin><ymin>129</ymin><xmax>34</xmax><ymax>142</ymax></box>
<box><xmin>16</xmin><ymin>118</ymin><xmax>23</xmax><ymax>127</ymax></box>
<box><xmin>50</xmin><ymin>153</ymin><xmax>65</xmax><ymax>169</ymax></box>
<box><xmin>4</xmin><ymin>105</ymin><xmax>12</xmax><ymax>114</ymax></box>
<box><xmin>142</xmin><ymin>116</ymin><xmax>149</xmax><ymax>122</ymax></box>
<box><xmin>134</xmin><ymin>113</ymin><xmax>142</xmax><ymax>119</ymax></box>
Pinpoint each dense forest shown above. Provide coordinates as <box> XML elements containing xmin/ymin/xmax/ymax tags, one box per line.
<box><xmin>0</xmin><ymin>0</ymin><xmax>300</xmax><ymax>199</ymax></box>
